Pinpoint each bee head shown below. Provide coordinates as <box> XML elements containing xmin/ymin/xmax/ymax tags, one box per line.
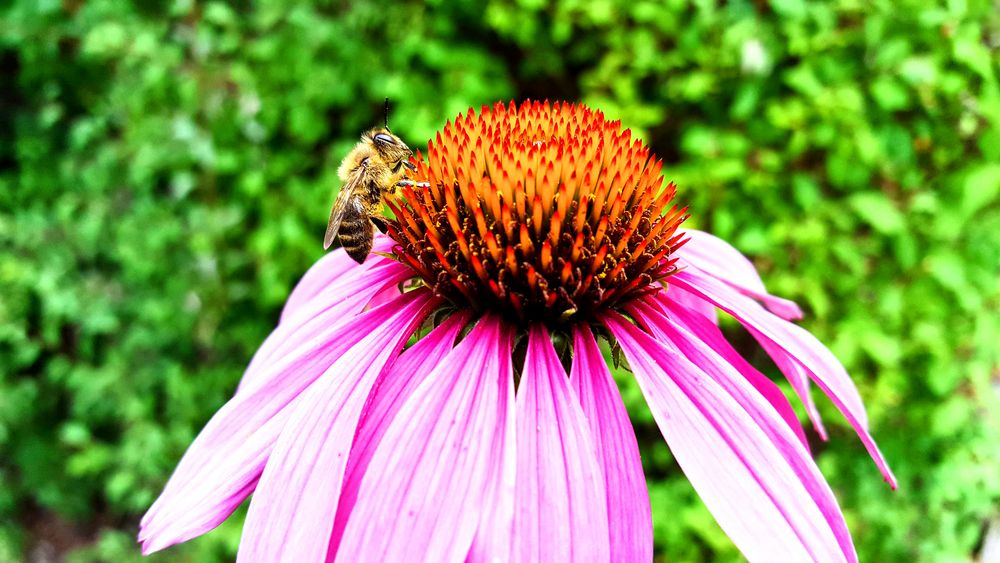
<box><xmin>366</xmin><ymin>127</ymin><xmax>416</xmax><ymax>172</ymax></box>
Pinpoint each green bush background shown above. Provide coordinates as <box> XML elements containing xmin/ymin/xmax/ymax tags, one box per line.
<box><xmin>2</xmin><ymin>0</ymin><xmax>998</xmax><ymax>561</ymax></box>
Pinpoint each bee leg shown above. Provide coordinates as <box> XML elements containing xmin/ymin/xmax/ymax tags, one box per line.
<box><xmin>370</xmin><ymin>215</ymin><xmax>390</xmax><ymax>234</ymax></box>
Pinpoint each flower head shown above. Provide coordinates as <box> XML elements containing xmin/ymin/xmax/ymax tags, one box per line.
<box><xmin>140</xmin><ymin>101</ymin><xmax>895</xmax><ymax>562</ymax></box>
<box><xmin>389</xmin><ymin>101</ymin><xmax>686</xmax><ymax>324</ymax></box>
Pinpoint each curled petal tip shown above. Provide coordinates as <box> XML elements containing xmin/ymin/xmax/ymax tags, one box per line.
<box><xmin>138</xmin><ymin>538</ymin><xmax>160</xmax><ymax>556</ymax></box>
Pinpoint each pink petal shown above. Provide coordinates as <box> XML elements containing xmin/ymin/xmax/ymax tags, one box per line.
<box><xmin>670</xmin><ymin>269</ymin><xmax>897</xmax><ymax>488</ymax></box>
<box><xmin>670</xmin><ymin>230</ymin><xmax>825</xmax><ymax>434</ymax></box>
<box><xmin>279</xmin><ymin>235</ymin><xmax>397</xmax><ymax>324</ymax></box>
<box><xmin>634</xmin><ymin>298</ymin><xmax>811</xmax><ymax>450</ymax></box>
<box><xmin>756</xmin><ymin>334</ymin><xmax>829</xmax><ymax>440</ymax></box>
<box><xmin>365</xmin><ymin>280</ymin><xmax>403</xmax><ymax>310</ymax></box>
<box><xmin>654</xmin><ymin>276</ymin><xmax>826</xmax><ymax>439</ymax></box>
<box><xmin>604</xmin><ymin>312</ymin><xmax>854</xmax><ymax>562</ymax></box>
<box><xmin>236</xmin><ymin>289</ymin><xmax>436</xmax><ymax>562</ymax></box>
<box><xmin>241</xmin><ymin>258</ymin><xmax>412</xmax><ymax>392</ymax></box>
<box><xmin>569</xmin><ymin>325</ymin><xmax>652</xmax><ymax>563</ymax></box>
<box><xmin>677</xmin><ymin>229</ymin><xmax>803</xmax><ymax>321</ymax></box>
<box><xmin>466</xmin><ymin>391</ymin><xmax>517</xmax><ymax>563</ymax></box>
<box><xmin>629</xmin><ymin>303</ymin><xmax>856</xmax><ymax>558</ymax></box>
<box><xmin>671</xmin><ymin>266</ymin><xmax>865</xmax><ymax>428</ymax></box>
<box><xmin>510</xmin><ymin>325</ymin><xmax>611</xmax><ymax>563</ymax></box>
<box><xmin>333</xmin><ymin>315</ymin><xmax>515</xmax><ymax>562</ymax></box>
<box><xmin>328</xmin><ymin>311</ymin><xmax>471</xmax><ymax>553</ymax></box>
<box><xmin>138</xmin><ymin>290</ymin><xmax>434</xmax><ymax>555</ymax></box>
<box><xmin>663</xmin><ymin>284</ymin><xmax>719</xmax><ymax>324</ymax></box>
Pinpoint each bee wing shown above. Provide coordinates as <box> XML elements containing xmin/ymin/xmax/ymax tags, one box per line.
<box><xmin>323</xmin><ymin>164</ymin><xmax>368</xmax><ymax>250</ymax></box>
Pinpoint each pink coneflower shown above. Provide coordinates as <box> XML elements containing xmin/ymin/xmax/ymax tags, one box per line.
<box><xmin>139</xmin><ymin>101</ymin><xmax>895</xmax><ymax>562</ymax></box>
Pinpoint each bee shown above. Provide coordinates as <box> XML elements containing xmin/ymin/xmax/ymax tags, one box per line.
<box><xmin>323</xmin><ymin>105</ymin><xmax>417</xmax><ymax>263</ymax></box>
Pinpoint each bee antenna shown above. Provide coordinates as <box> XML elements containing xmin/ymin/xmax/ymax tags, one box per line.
<box><xmin>384</xmin><ymin>97</ymin><xmax>390</xmax><ymax>130</ymax></box>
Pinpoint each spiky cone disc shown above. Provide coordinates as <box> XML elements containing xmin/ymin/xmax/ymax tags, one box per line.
<box><xmin>387</xmin><ymin>100</ymin><xmax>688</xmax><ymax>326</ymax></box>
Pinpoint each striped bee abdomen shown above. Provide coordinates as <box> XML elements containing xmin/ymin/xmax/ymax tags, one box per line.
<box><xmin>338</xmin><ymin>206</ymin><xmax>374</xmax><ymax>263</ymax></box>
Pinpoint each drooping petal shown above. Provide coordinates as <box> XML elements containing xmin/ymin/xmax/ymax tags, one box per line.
<box><xmin>279</xmin><ymin>235</ymin><xmax>397</xmax><ymax>324</ymax></box>
<box><xmin>670</xmin><ymin>269</ymin><xmax>896</xmax><ymax>487</ymax></box>
<box><xmin>241</xmin><ymin>258</ymin><xmax>412</xmax><ymax>391</ymax></box>
<box><xmin>655</xmin><ymin>279</ymin><xmax>825</xmax><ymax>437</ymax></box>
<box><xmin>628</xmin><ymin>303</ymin><xmax>856</xmax><ymax>558</ymax></box>
<box><xmin>634</xmin><ymin>298</ymin><xmax>811</xmax><ymax>450</ymax></box>
<box><xmin>138</xmin><ymin>290</ymin><xmax>434</xmax><ymax>555</ymax></box>
<box><xmin>236</xmin><ymin>289</ymin><xmax>437</xmax><ymax>562</ymax></box>
<box><xmin>569</xmin><ymin>325</ymin><xmax>652</xmax><ymax>563</ymax></box>
<box><xmin>677</xmin><ymin>229</ymin><xmax>803</xmax><ymax>321</ymax></box>
<box><xmin>333</xmin><ymin>315</ymin><xmax>515</xmax><ymax>562</ymax></box>
<box><xmin>604</xmin><ymin>312</ymin><xmax>853</xmax><ymax>562</ymax></box>
<box><xmin>510</xmin><ymin>325</ymin><xmax>611</xmax><ymax>563</ymax></box>
<box><xmin>755</xmin><ymin>333</ymin><xmax>828</xmax><ymax>440</ymax></box>
<box><xmin>671</xmin><ymin>230</ymin><xmax>827</xmax><ymax>436</ymax></box>
<box><xmin>328</xmin><ymin>311</ymin><xmax>470</xmax><ymax>554</ymax></box>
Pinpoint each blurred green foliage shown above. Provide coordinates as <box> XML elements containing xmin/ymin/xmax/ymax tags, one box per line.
<box><xmin>1</xmin><ymin>0</ymin><xmax>998</xmax><ymax>561</ymax></box>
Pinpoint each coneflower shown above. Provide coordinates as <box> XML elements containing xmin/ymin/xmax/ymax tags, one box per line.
<box><xmin>139</xmin><ymin>101</ymin><xmax>895</xmax><ymax>562</ymax></box>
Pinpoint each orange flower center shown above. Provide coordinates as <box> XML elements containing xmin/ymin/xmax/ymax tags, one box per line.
<box><xmin>387</xmin><ymin>101</ymin><xmax>687</xmax><ymax>325</ymax></box>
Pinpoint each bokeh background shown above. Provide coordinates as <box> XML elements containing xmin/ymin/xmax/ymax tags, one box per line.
<box><xmin>2</xmin><ymin>0</ymin><xmax>998</xmax><ymax>561</ymax></box>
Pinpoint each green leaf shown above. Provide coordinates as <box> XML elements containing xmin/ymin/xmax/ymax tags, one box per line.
<box><xmin>870</xmin><ymin>77</ymin><xmax>910</xmax><ymax>111</ymax></box>
<box><xmin>848</xmin><ymin>192</ymin><xmax>906</xmax><ymax>234</ymax></box>
<box><xmin>960</xmin><ymin>163</ymin><xmax>1000</xmax><ymax>219</ymax></box>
